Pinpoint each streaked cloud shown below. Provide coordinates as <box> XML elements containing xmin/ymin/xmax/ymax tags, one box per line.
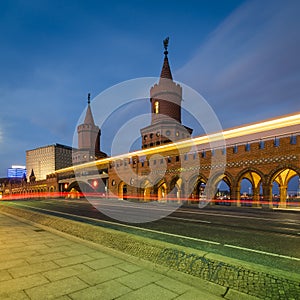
<box><xmin>176</xmin><ymin>0</ymin><xmax>300</xmax><ymax>129</ymax></box>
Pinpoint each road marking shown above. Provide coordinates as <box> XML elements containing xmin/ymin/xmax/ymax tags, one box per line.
<box><xmin>166</xmin><ymin>216</ymin><xmax>211</xmax><ymax>224</ymax></box>
<box><xmin>224</xmin><ymin>244</ymin><xmax>300</xmax><ymax>261</ymax></box>
<box><xmin>7</xmin><ymin>202</ymin><xmax>300</xmax><ymax>261</ymax></box>
<box><xmin>8</xmin><ymin>202</ymin><xmax>220</xmax><ymax>245</ymax></box>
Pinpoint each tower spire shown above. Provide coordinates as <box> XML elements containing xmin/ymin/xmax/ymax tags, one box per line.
<box><xmin>160</xmin><ymin>37</ymin><xmax>173</xmax><ymax>80</ymax></box>
<box><xmin>84</xmin><ymin>93</ymin><xmax>95</xmax><ymax>125</ymax></box>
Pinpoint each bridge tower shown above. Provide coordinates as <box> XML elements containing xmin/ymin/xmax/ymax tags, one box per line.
<box><xmin>73</xmin><ymin>93</ymin><xmax>107</xmax><ymax>164</ymax></box>
<box><xmin>140</xmin><ymin>38</ymin><xmax>193</xmax><ymax>149</ymax></box>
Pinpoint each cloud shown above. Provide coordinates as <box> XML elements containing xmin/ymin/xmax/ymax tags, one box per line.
<box><xmin>175</xmin><ymin>0</ymin><xmax>300</xmax><ymax>129</ymax></box>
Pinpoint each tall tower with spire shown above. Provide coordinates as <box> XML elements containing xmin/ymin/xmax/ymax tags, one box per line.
<box><xmin>73</xmin><ymin>93</ymin><xmax>107</xmax><ymax>164</ymax></box>
<box><xmin>140</xmin><ymin>38</ymin><xmax>193</xmax><ymax>148</ymax></box>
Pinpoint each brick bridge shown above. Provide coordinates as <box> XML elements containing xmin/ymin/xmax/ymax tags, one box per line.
<box><xmin>55</xmin><ymin>113</ymin><xmax>300</xmax><ymax>209</ymax></box>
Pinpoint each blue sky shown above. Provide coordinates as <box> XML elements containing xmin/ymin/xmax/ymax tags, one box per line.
<box><xmin>0</xmin><ymin>0</ymin><xmax>299</xmax><ymax>177</ymax></box>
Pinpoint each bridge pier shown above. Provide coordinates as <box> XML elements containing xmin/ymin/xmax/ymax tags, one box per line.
<box><xmin>252</xmin><ymin>187</ymin><xmax>260</xmax><ymax>207</ymax></box>
<box><xmin>262</xmin><ymin>184</ymin><xmax>273</xmax><ymax>209</ymax></box>
<box><xmin>279</xmin><ymin>185</ymin><xmax>287</xmax><ymax>208</ymax></box>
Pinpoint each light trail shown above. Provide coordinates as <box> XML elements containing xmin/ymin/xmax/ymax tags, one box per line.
<box><xmin>55</xmin><ymin>112</ymin><xmax>300</xmax><ymax>173</ymax></box>
<box><xmin>3</xmin><ymin>201</ymin><xmax>299</xmax><ymax>262</ymax></box>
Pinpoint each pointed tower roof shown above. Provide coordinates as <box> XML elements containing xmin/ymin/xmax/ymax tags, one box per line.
<box><xmin>84</xmin><ymin>93</ymin><xmax>96</xmax><ymax>125</ymax></box>
<box><xmin>160</xmin><ymin>37</ymin><xmax>173</xmax><ymax>80</ymax></box>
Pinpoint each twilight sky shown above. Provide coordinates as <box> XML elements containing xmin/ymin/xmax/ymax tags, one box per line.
<box><xmin>0</xmin><ymin>0</ymin><xmax>299</xmax><ymax>177</ymax></box>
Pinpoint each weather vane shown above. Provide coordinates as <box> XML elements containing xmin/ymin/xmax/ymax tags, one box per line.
<box><xmin>163</xmin><ymin>37</ymin><xmax>169</xmax><ymax>56</ymax></box>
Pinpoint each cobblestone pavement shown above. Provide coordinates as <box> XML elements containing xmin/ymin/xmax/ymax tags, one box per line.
<box><xmin>0</xmin><ymin>212</ymin><xmax>260</xmax><ymax>300</ymax></box>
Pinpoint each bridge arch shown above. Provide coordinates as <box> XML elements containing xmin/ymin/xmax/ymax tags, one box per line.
<box><xmin>267</xmin><ymin>165</ymin><xmax>300</xmax><ymax>208</ymax></box>
<box><xmin>209</xmin><ymin>172</ymin><xmax>234</xmax><ymax>205</ymax></box>
<box><xmin>188</xmin><ymin>173</ymin><xmax>207</xmax><ymax>202</ymax></box>
<box><xmin>235</xmin><ymin>168</ymin><xmax>265</xmax><ymax>207</ymax></box>
<box><xmin>169</xmin><ymin>176</ymin><xmax>184</xmax><ymax>202</ymax></box>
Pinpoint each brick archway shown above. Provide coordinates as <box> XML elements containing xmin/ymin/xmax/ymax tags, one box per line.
<box><xmin>267</xmin><ymin>165</ymin><xmax>300</xmax><ymax>208</ymax></box>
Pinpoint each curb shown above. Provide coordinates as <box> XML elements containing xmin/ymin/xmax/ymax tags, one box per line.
<box><xmin>0</xmin><ymin>204</ymin><xmax>299</xmax><ymax>300</ymax></box>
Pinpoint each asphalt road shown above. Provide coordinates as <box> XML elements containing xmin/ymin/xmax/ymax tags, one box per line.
<box><xmin>4</xmin><ymin>198</ymin><xmax>300</xmax><ymax>273</ymax></box>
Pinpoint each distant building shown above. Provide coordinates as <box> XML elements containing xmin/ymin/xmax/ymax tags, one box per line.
<box><xmin>26</xmin><ymin>144</ymin><xmax>72</xmax><ymax>181</ymax></box>
<box><xmin>7</xmin><ymin>165</ymin><xmax>26</xmax><ymax>179</ymax></box>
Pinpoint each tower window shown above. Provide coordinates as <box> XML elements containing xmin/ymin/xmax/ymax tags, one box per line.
<box><xmin>154</xmin><ymin>101</ymin><xmax>159</xmax><ymax>114</ymax></box>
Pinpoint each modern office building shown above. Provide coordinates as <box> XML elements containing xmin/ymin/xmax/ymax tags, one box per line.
<box><xmin>26</xmin><ymin>144</ymin><xmax>72</xmax><ymax>181</ymax></box>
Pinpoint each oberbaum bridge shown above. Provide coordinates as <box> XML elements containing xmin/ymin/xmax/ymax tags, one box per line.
<box><xmin>5</xmin><ymin>39</ymin><xmax>300</xmax><ymax>209</ymax></box>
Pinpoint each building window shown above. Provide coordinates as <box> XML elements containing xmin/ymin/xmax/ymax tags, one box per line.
<box><xmin>141</xmin><ymin>161</ymin><xmax>144</xmax><ymax>167</ymax></box>
<box><xmin>184</xmin><ymin>154</ymin><xmax>188</xmax><ymax>161</ymax></box>
<box><xmin>274</xmin><ymin>137</ymin><xmax>280</xmax><ymax>147</ymax></box>
<box><xmin>222</xmin><ymin>148</ymin><xmax>226</xmax><ymax>155</ymax></box>
<box><xmin>153</xmin><ymin>160</ymin><xmax>156</xmax><ymax>165</ymax></box>
<box><xmin>245</xmin><ymin>143</ymin><xmax>250</xmax><ymax>151</ymax></box>
<box><xmin>175</xmin><ymin>131</ymin><xmax>179</xmax><ymax>137</ymax></box>
<box><xmin>211</xmin><ymin>149</ymin><xmax>215</xmax><ymax>156</ymax></box>
<box><xmin>160</xmin><ymin>158</ymin><xmax>164</xmax><ymax>164</ymax></box>
<box><xmin>168</xmin><ymin>157</ymin><xmax>171</xmax><ymax>163</ymax></box>
<box><xmin>144</xmin><ymin>135</ymin><xmax>147</xmax><ymax>140</ymax></box>
<box><xmin>150</xmin><ymin>133</ymin><xmax>153</xmax><ymax>139</ymax></box>
<box><xmin>112</xmin><ymin>179</ymin><xmax>116</xmax><ymax>186</ymax></box>
<box><xmin>233</xmin><ymin>145</ymin><xmax>238</xmax><ymax>153</ymax></box>
<box><xmin>290</xmin><ymin>135</ymin><xmax>297</xmax><ymax>145</ymax></box>
<box><xmin>259</xmin><ymin>140</ymin><xmax>265</xmax><ymax>149</ymax></box>
<box><xmin>154</xmin><ymin>101</ymin><xmax>159</xmax><ymax>114</ymax></box>
<box><xmin>201</xmin><ymin>151</ymin><xmax>206</xmax><ymax>158</ymax></box>
<box><xmin>176</xmin><ymin>156</ymin><xmax>179</xmax><ymax>162</ymax></box>
<box><xmin>193</xmin><ymin>152</ymin><xmax>197</xmax><ymax>160</ymax></box>
<box><xmin>166</xmin><ymin>130</ymin><xmax>171</xmax><ymax>136</ymax></box>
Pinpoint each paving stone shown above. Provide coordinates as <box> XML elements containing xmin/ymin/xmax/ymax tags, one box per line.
<box><xmin>25</xmin><ymin>276</ymin><xmax>88</xmax><ymax>300</ymax></box>
<box><xmin>116</xmin><ymin>283</ymin><xmax>177</xmax><ymax>300</ymax></box>
<box><xmin>0</xmin><ymin>274</ymin><xmax>49</xmax><ymax>294</ymax></box>
<box><xmin>78</xmin><ymin>266</ymin><xmax>127</xmax><ymax>285</ymax></box>
<box><xmin>0</xmin><ymin>290</ymin><xmax>30</xmax><ymax>300</ymax></box>
<box><xmin>43</xmin><ymin>264</ymin><xmax>94</xmax><ymax>281</ymax></box>
<box><xmin>54</xmin><ymin>254</ymin><xmax>94</xmax><ymax>267</ymax></box>
<box><xmin>26</xmin><ymin>252</ymin><xmax>66</xmax><ymax>264</ymax></box>
<box><xmin>155</xmin><ymin>277</ymin><xmax>192</xmax><ymax>295</ymax></box>
<box><xmin>37</xmin><ymin>245</ymin><xmax>71</xmax><ymax>254</ymax></box>
<box><xmin>224</xmin><ymin>289</ymin><xmax>261</xmax><ymax>300</ymax></box>
<box><xmin>0</xmin><ymin>259</ymin><xmax>28</xmax><ymax>270</ymax></box>
<box><xmin>85</xmin><ymin>251</ymin><xmax>110</xmax><ymax>260</ymax></box>
<box><xmin>174</xmin><ymin>289</ymin><xmax>223</xmax><ymax>300</ymax></box>
<box><xmin>0</xmin><ymin>242</ymin><xmax>26</xmax><ymax>250</ymax></box>
<box><xmin>116</xmin><ymin>269</ymin><xmax>165</xmax><ymax>290</ymax></box>
<box><xmin>69</xmin><ymin>279</ymin><xmax>132</xmax><ymax>300</ymax></box>
<box><xmin>8</xmin><ymin>261</ymin><xmax>58</xmax><ymax>278</ymax></box>
<box><xmin>116</xmin><ymin>262</ymin><xmax>142</xmax><ymax>273</ymax></box>
<box><xmin>3</xmin><ymin>250</ymin><xmax>37</xmax><ymax>261</ymax></box>
<box><xmin>84</xmin><ymin>257</ymin><xmax>123</xmax><ymax>270</ymax></box>
<box><xmin>0</xmin><ymin>269</ymin><xmax>13</xmax><ymax>282</ymax></box>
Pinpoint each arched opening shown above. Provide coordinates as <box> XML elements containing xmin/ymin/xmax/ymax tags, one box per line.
<box><xmin>215</xmin><ymin>179</ymin><xmax>231</xmax><ymax>206</ymax></box>
<box><xmin>237</xmin><ymin>170</ymin><xmax>263</xmax><ymax>207</ymax></box>
<box><xmin>118</xmin><ymin>182</ymin><xmax>127</xmax><ymax>200</ymax></box>
<box><xmin>141</xmin><ymin>180</ymin><xmax>152</xmax><ymax>202</ymax></box>
<box><xmin>157</xmin><ymin>182</ymin><xmax>167</xmax><ymax>202</ymax></box>
<box><xmin>169</xmin><ymin>177</ymin><xmax>183</xmax><ymax>203</ymax></box>
<box><xmin>270</xmin><ymin>168</ymin><xmax>300</xmax><ymax>208</ymax></box>
<box><xmin>191</xmin><ymin>178</ymin><xmax>206</xmax><ymax>204</ymax></box>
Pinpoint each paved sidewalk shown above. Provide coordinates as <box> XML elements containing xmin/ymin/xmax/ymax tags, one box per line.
<box><xmin>0</xmin><ymin>212</ymin><xmax>228</xmax><ymax>300</ymax></box>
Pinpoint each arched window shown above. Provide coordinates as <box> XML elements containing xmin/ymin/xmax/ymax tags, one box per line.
<box><xmin>154</xmin><ymin>101</ymin><xmax>159</xmax><ymax>114</ymax></box>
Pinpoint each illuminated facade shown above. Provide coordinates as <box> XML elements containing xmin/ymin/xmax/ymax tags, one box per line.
<box><xmin>26</xmin><ymin>144</ymin><xmax>72</xmax><ymax>181</ymax></box>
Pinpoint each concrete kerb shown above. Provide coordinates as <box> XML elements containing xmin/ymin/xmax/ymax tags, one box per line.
<box><xmin>0</xmin><ymin>204</ymin><xmax>299</xmax><ymax>300</ymax></box>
